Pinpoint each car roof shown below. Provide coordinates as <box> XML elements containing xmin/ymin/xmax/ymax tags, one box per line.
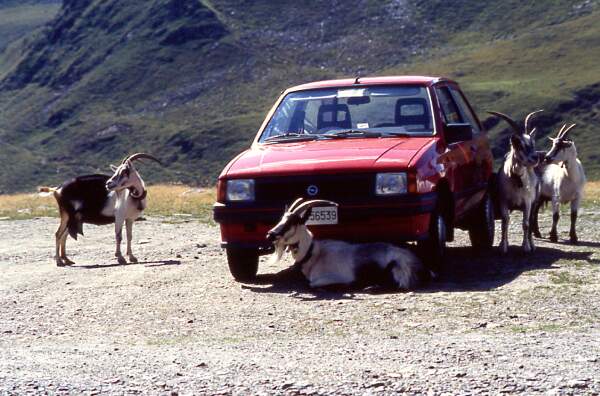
<box><xmin>287</xmin><ymin>76</ymin><xmax>453</xmax><ymax>92</ymax></box>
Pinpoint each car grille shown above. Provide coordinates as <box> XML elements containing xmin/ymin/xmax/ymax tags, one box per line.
<box><xmin>255</xmin><ymin>173</ymin><xmax>374</xmax><ymax>204</ymax></box>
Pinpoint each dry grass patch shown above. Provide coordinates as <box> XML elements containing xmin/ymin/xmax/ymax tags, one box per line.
<box><xmin>0</xmin><ymin>185</ymin><xmax>216</xmax><ymax>222</ymax></box>
<box><xmin>584</xmin><ymin>181</ymin><xmax>600</xmax><ymax>207</ymax></box>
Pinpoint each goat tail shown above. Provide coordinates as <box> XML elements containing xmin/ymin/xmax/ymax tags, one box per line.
<box><xmin>38</xmin><ymin>186</ymin><xmax>57</xmax><ymax>197</ymax></box>
<box><xmin>389</xmin><ymin>251</ymin><xmax>429</xmax><ymax>290</ymax></box>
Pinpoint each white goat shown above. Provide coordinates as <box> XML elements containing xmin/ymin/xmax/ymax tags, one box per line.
<box><xmin>488</xmin><ymin>110</ymin><xmax>542</xmax><ymax>254</ymax></box>
<box><xmin>532</xmin><ymin>124</ymin><xmax>586</xmax><ymax>243</ymax></box>
<box><xmin>39</xmin><ymin>153</ymin><xmax>162</xmax><ymax>266</ymax></box>
<box><xmin>266</xmin><ymin>198</ymin><xmax>427</xmax><ymax>289</ymax></box>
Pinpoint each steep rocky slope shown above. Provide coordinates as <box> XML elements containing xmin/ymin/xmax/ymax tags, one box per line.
<box><xmin>0</xmin><ymin>0</ymin><xmax>598</xmax><ymax>192</ymax></box>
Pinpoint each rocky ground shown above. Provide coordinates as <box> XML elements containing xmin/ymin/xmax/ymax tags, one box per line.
<box><xmin>1</xmin><ymin>211</ymin><xmax>599</xmax><ymax>395</ymax></box>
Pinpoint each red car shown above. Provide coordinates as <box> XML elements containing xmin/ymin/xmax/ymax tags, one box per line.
<box><xmin>214</xmin><ymin>76</ymin><xmax>495</xmax><ymax>280</ymax></box>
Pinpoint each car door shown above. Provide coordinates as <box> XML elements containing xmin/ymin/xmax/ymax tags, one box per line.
<box><xmin>434</xmin><ymin>84</ymin><xmax>479</xmax><ymax>219</ymax></box>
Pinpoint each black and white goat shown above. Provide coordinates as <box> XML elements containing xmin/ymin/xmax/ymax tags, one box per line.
<box><xmin>488</xmin><ymin>110</ymin><xmax>542</xmax><ymax>254</ymax></box>
<box><xmin>532</xmin><ymin>124</ymin><xmax>586</xmax><ymax>243</ymax></box>
<box><xmin>266</xmin><ymin>198</ymin><xmax>427</xmax><ymax>290</ymax></box>
<box><xmin>40</xmin><ymin>153</ymin><xmax>162</xmax><ymax>266</ymax></box>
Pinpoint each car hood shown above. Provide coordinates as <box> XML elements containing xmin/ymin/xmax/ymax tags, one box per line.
<box><xmin>223</xmin><ymin>137</ymin><xmax>434</xmax><ymax>178</ymax></box>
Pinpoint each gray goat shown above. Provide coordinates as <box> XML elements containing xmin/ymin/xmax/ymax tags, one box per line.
<box><xmin>266</xmin><ymin>198</ymin><xmax>427</xmax><ymax>289</ymax></box>
<box><xmin>488</xmin><ymin>110</ymin><xmax>542</xmax><ymax>254</ymax></box>
<box><xmin>40</xmin><ymin>153</ymin><xmax>162</xmax><ymax>266</ymax></box>
<box><xmin>532</xmin><ymin>123</ymin><xmax>586</xmax><ymax>243</ymax></box>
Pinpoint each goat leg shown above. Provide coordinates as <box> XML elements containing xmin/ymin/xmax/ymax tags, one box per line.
<box><xmin>126</xmin><ymin>219</ymin><xmax>138</xmax><ymax>263</ymax></box>
<box><xmin>569</xmin><ymin>198</ymin><xmax>580</xmax><ymax>244</ymax></box>
<box><xmin>55</xmin><ymin>211</ymin><xmax>69</xmax><ymax>266</ymax></box>
<box><xmin>499</xmin><ymin>207</ymin><xmax>509</xmax><ymax>254</ymax></box>
<box><xmin>523</xmin><ymin>204</ymin><xmax>535</xmax><ymax>253</ymax></box>
<box><xmin>114</xmin><ymin>218</ymin><xmax>127</xmax><ymax>265</ymax></box>
<box><xmin>522</xmin><ymin>203</ymin><xmax>533</xmax><ymax>252</ymax></box>
<box><xmin>549</xmin><ymin>196</ymin><xmax>560</xmax><ymax>242</ymax></box>
<box><xmin>531</xmin><ymin>200</ymin><xmax>542</xmax><ymax>238</ymax></box>
<box><xmin>59</xmin><ymin>230</ymin><xmax>75</xmax><ymax>265</ymax></box>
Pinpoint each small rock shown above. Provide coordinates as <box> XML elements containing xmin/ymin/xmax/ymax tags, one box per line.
<box><xmin>567</xmin><ymin>380</ymin><xmax>588</xmax><ymax>389</ymax></box>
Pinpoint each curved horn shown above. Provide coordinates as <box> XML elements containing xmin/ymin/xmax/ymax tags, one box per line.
<box><xmin>122</xmin><ymin>153</ymin><xmax>163</xmax><ymax>165</ymax></box>
<box><xmin>287</xmin><ymin>198</ymin><xmax>305</xmax><ymax>213</ymax></box>
<box><xmin>292</xmin><ymin>199</ymin><xmax>338</xmax><ymax>216</ymax></box>
<box><xmin>487</xmin><ymin>111</ymin><xmax>522</xmax><ymax>134</ymax></box>
<box><xmin>555</xmin><ymin>124</ymin><xmax>567</xmax><ymax>139</ymax></box>
<box><xmin>524</xmin><ymin>109</ymin><xmax>543</xmax><ymax>135</ymax></box>
<box><xmin>559</xmin><ymin>123</ymin><xmax>576</xmax><ymax>140</ymax></box>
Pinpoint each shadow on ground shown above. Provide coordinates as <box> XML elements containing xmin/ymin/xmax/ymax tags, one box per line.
<box><xmin>241</xmin><ymin>244</ymin><xmax>598</xmax><ymax>298</ymax></box>
<box><xmin>69</xmin><ymin>259</ymin><xmax>181</xmax><ymax>269</ymax></box>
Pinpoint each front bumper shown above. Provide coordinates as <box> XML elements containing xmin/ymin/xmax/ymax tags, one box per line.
<box><xmin>214</xmin><ymin>192</ymin><xmax>437</xmax><ymax>252</ymax></box>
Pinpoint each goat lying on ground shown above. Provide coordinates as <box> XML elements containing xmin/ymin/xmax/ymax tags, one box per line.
<box><xmin>532</xmin><ymin>123</ymin><xmax>586</xmax><ymax>244</ymax></box>
<box><xmin>266</xmin><ymin>198</ymin><xmax>427</xmax><ymax>290</ymax></box>
<box><xmin>39</xmin><ymin>153</ymin><xmax>162</xmax><ymax>266</ymax></box>
<box><xmin>488</xmin><ymin>110</ymin><xmax>542</xmax><ymax>254</ymax></box>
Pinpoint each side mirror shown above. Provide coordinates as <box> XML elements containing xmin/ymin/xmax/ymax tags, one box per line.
<box><xmin>445</xmin><ymin>123</ymin><xmax>473</xmax><ymax>144</ymax></box>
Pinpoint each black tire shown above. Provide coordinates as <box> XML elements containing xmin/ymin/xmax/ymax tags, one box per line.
<box><xmin>226</xmin><ymin>248</ymin><xmax>259</xmax><ymax>281</ymax></box>
<box><xmin>468</xmin><ymin>193</ymin><xmax>495</xmax><ymax>251</ymax></box>
<box><xmin>417</xmin><ymin>210</ymin><xmax>447</xmax><ymax>273</ymax></box>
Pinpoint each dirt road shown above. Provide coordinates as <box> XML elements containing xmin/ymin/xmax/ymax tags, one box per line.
<box><xmin>1</xmin><ymin>213</ymin><xmax>599</xmax><ymax>395</ymax></box>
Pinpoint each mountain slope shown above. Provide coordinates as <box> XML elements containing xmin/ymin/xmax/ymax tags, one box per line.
<box><xmin>0</xmin><ymin>0</ymin><xmax>599</xmax><ymax>193</ymax></box>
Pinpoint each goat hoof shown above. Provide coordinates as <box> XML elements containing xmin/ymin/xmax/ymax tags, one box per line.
<box><xmin>569</xmin><ymin>237</ymin><xmax>578</xmax><ymax>245</ymax></box>
<box><xmin>61</xmin><ymin>257</ymin><xmax>75</xmax><ymax>266</ymax></box>
<box><xmin>533</xmin><ymin>231</ymin><xmax>542</xmax><ymax>238</ymax></box>
<box><xmin>116</xmin><ymin>255</ymin><xmax>127</xmax><ymax>265</ymax></box>
<box><xmin>549</xmin><ymin>234</ymin><xmax>558</xmax><ymax>243</ymax></box>
<box><xmin>128</xmin><ymin>255</ymin><xmax>138</xmax><ymax>263</ymax></box>
<box><xmin>56</xmin><ymin>259</ymin><xmax>66</xmax><ymax>267</ymax></box>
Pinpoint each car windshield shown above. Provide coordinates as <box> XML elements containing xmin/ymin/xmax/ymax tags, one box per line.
<box><xmin>259</xmin><ymin>85</ymin><xmax>434</xmax><ymax>142</ymax></box>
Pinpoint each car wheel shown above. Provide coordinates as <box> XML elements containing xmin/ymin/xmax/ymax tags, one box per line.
<box><xmin>468</xmin><ymin>193</ymin><xmax>495</xmax><ymax>251</ymax></box>
<box><xmin>226</xmin><ymin>247</ymin><xmax>259</xmax><ymax>281</ymax></box>
<box><xmin>418</xmin><ymin>210</ymin><xmax>447</xmax><ymax>273</ymax></box>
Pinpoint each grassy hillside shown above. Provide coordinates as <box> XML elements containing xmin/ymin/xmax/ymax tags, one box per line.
<box><xmin>0</xmin><ymin>0</ymin><xmax>599</xmax><ymax>193</ymax></box>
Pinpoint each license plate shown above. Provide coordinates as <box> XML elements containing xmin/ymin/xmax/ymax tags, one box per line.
<box><xmin>306</xmin><ymin>206</ymin><xmax>338</xmax><ymax>225</ymax></box>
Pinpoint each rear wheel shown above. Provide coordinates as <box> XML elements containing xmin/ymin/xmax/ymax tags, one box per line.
<box><xmin>468</xmin><ymin>193</ymin><xmax>495</xmax><ymax>251</ymax></box>
<box><xmin>226</xmin><ymin>247</ymin><xmax>259</xmax><ymax>281</ymax></box>
<box><xmin>418</xmin><ymin>210</ymin><xmax>447</xmax><ymax>273</ymax></box>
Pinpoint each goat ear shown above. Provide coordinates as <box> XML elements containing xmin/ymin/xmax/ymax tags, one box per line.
<box><xmin>300</xmin><ymin>208</ymin><xmax>313</xmax><ymax>224</ymax></box>
<box><xmin>110</xmin><ymin>164</ymin><xmax>118</xmax><ymax>171</ymax></box>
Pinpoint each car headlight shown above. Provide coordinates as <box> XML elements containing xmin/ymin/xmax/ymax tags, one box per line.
<box><xmin>226</xmin><ymin>179</ymin><xmax>255</xmax><ymax>201</ymax></box>
<box><xmin>375</xmin><ymin>173</ymin><xmax>407</xmax><ymax>195</ymax></box>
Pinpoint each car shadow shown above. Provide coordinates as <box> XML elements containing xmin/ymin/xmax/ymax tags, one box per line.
<box><xmin>240</xmin><ymin>244</ymin><xmax>597</xmax><ymax>297</ymax></box>
<box><xmin>69</xmin><ymin>259</ymin><xmax>181</xmax><ymax>269</ymax></box>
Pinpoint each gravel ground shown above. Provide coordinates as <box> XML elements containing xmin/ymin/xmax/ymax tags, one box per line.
<box><xmin>1</xmin><ymin>211</ymin><xmax>599</xmax><ymax>395</ymax></box>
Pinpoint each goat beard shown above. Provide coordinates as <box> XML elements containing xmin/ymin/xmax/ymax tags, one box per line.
<box><xmin>269</xmin><ymin>238</ymin><xmax>287</xmax><ymax>265</ymax></box>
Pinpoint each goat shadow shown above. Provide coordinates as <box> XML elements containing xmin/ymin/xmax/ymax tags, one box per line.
<box><xmin>241</xmin><ymin>245</ymin><xmax>598</xmax><ymax>298</ymax></box>
<box><xmin>68</xmin><ymin>259</ymin><xmax>181</xmax><ymax>269</ymax></box>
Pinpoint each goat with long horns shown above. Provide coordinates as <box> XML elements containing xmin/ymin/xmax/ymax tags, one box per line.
<box><xmin>531</xmin><ymin>123</ymin><xmax>586</xmax><ymax>243</ymax></box>
<box><xmin>266</xmin><ymin>198</ymin><xmax>428</xmax><ymax>289</ymax></box>
<box><xmin>488</xmin><ymin>110</ymin><xmax>543</xmax><ymax>254</ymax></box>
<box><xmin>39</xmin><ymin>153</ymin><xmax>163</xmax><ymax>266</ymax></box>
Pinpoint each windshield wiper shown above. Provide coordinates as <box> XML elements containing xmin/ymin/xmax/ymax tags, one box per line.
<box><xmin>381</xmin><ymin>132</ymin><xmax>411</xmax><ymax>137</ymax></box>
<box><xmin>263</xmin><ymin>133</ymin><xmax>320</xmax><ymax>143</ymax></box>
<box><xmin>323</xmin><ymin>129</ymin><xmax>382</xmax><ymax>139</ymax></box>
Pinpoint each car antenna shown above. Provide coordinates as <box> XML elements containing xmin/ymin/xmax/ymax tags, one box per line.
<box><xmin>354</xmin><ymin>75</ymin><xmax>361</xmax><ymax>84</ymax></box>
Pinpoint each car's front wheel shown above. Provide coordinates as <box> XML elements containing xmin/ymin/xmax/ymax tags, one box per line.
<box><xmin>226</xmin><ymin>247</ymin><xmax>259</xmax><ymax>281</ymax></box>
<box><xmin>468</xmin><ymin>193</ymin><xmax>495</xmax><ymax>251</ymax></box>
<box><xmin>418</xmin><ymin>210</ymin><xmax>447</xmax><ymax>273</ymax></box>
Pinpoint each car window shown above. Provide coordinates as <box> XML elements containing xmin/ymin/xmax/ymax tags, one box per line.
<box><xmin>450</xmin><ymin>88</ymin><xmax>481</xmax><ymax>134</ymax></box>
<box><xmin>435</xmin><ymin>86</ymin><xmax>464</xmax><ymax>124</ymax></box>
<box><xmin>260</xmin><ymin>86</ymin><xmax>435</xmax><ymax>141</ymax></box>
